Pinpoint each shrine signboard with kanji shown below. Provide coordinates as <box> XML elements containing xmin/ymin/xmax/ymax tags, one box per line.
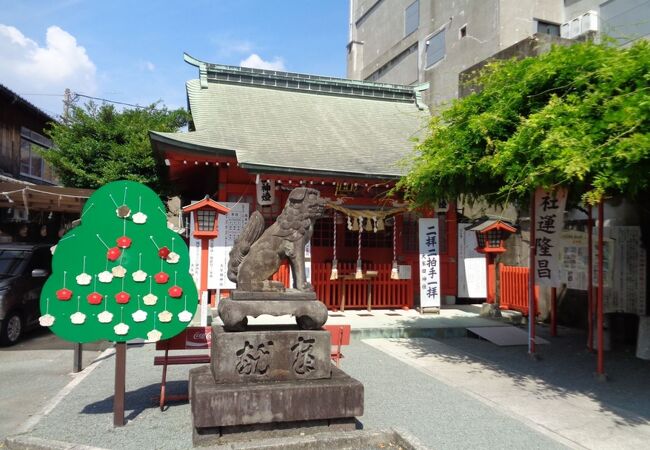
<box><xmin>39</xmin><ymin>180</ymin><xmax>198</xmax><ymax>343</ymax></box>
<box><xmin>418</xmin><ymin>218</ymin><xmax>441</xmax><ymax>308</ymax></box>
<box><xmin>256</xmin><ymin>180</ymin><xmax>275</xmax><ymax>206</ymax></box>
<box><xmin>533</xmin><ymin>187</ymin><xmax>567</xmax><ymax>287</ymax></box>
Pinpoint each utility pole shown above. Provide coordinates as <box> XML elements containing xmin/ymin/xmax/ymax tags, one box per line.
<box><xmin>63</xmin><ymin>88</ymin><xmax>71</xmax><ymax>122</ymax></box>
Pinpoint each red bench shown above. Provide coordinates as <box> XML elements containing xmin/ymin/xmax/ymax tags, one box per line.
<box><xmin>153</xmin><ymin>326</ymin><xmax>211</xmax><ymax>410</ymax></box>
<box><xmin>323</xmin><ymin>324</ymin><xmax>351</xmax><ymax>367</ymax></box>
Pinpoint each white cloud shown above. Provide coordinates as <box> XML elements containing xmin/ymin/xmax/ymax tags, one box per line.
<box><xmin>139</xmin><ymin>60</ymin><xmax>155</xmax><ymax>72</ymax></box>
<box><xmin>0</xmin><ymin>24</ymin><xmax>97</xmax><ymax>113</ymax></box>
<box><xmin>239</xmin><ymin>54</ymin><xmax>285</xmax><ymax>71</ymax></box>
<box><xmin>211</xmin><ymin>36</ymin><xmax>254</xmax><ymax>58</ymax></box>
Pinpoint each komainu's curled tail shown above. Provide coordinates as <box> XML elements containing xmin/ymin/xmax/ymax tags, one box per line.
<box><xmin>227</xmin><ymin>211</ymin><xmax>265</xmax><ymax>283</ymax></box>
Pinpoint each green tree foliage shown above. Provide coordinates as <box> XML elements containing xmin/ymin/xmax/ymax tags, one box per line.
<box><xmin>44</xmin><ymin>102</ymin><xmax>190</xmax><ymax>190</ymax></box>
<box><xmin>398</xmin><ymin>40</ymin><xmax>650</xmax><ymax>207</ymax></box>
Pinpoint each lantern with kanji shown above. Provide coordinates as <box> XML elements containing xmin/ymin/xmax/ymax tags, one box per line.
<box><xmin>466</xmin><ymin>218</ymin><xmax>516</xmax><ymax>304</ymax></box>
<box><xmin>182</xmin><ymin>196</ymin><xmax>230</xmax><ymax>296</ymax></box>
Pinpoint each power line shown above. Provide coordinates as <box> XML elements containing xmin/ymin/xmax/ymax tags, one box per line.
<box><xmin>74</xmin><ymin>93</ymin><xmax>161</xmax><ymax>110</ymax></box>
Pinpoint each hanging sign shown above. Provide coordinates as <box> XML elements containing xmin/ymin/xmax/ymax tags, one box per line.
<box><xmin>256</xmin><ymin>180</ymin><xmax>275</xmax><ymax>206</ymax></box>
<box><xmin>209</xmin><ymin>202</ymin><xmax>250</xmax><ymax>289</ymax></box>
<box><xmin>533</xmin><ymin>187</ymin><xmax>567</xmax><ymax>287</ymax></box>
<box><xmin>457</xmin><ymin>225</ymin><xmax>487</xmax><ymax>298</ymax></box>
<box><xmin>418</xmin><ymin>218</ymin><xmax>441</xmax><ymax>308</ymax></box>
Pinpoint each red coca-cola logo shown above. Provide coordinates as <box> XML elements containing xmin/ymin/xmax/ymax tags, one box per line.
<box><xmin>185</xmin><ymin>328</ymin><xmax>212</xmax><ymax>347</ymax></box>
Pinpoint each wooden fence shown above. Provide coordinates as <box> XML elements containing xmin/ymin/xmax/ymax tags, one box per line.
<box><xmin>312</xmin><ymin>262</ymin><xmax>413</xmax><ymax>310</ymax></box>
<box><xmin>498</xmin><ymin>263</ymin><xmax>539</xmax><ymax>316</ymax></box>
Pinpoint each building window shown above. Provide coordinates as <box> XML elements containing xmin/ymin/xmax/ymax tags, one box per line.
<box><xmin>312</xmin><ymin>216</ymin><xmax>334</xmax><ymax>247</ymax></box>
<box><xmin>404</xmin><ymin>0</ymin><xmax>419</xmax><ymax>37</ymax></box>
<box><xmin>459</xmin><ymin>24</ymin><xmax>467</xmax><ymax>39</ymax></box>
<box><xmin>425</xmin><ymin>29</ymin><xmax>446</xmax><ymax>67</ymax></box>
<box><xmin>537</xmin><ymin>20</ymin><xmax>560</xmax><ymax>36</ymax></box>
<box><xmin>19</xmin><ymin>128</ymin><xmax>54</xmax><ymax>182</ymax></box>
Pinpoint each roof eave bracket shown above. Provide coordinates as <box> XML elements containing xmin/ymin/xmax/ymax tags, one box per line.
<box><xmin>413</xmin><ymin>83</ymin><xmax>430</xmax><ymax>110</ymax></box>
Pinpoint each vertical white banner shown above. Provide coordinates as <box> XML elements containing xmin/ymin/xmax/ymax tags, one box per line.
<box><xmin>207</xmin><ymin>202</ymin><xmax>249</xmax><ymax>289</ymax></box>
<box><xmin>534</xmin><ymin>187</ymin><xmax>568</xmax><ymax>287</ymax></box>
<box><xmin>457</xmin><ymin>225</ymin><xmax>487</xmax><ymax>298</ymax></box>
<box><xmin>419</xmin><ymin>218</ymin><xmax>441</xmax><ymax>308</ymax></box>
<box><xmin>188</xmin><ymin>213</ymin><xmax>201</xmax><ymax>290</ymax></box>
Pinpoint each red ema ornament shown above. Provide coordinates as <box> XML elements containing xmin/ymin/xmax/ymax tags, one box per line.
<box><xmin>155</xmin><ymin>272</ymin><xmax>169</xmax><ymax>284</ymax></box>
<box><xmin>116</xmin><ymin>236</ymin><xmax>132</xmax><ymax>249</ymax></box>
<box><xmin>158</xmin><ymin>246</ymin><xmax>171</xmax><ymax>259</ymax></box>
<box><xmin>168</xmin><ymin>286</ymin><xmax>183</xmax><ymax>298</ymax></box>
<box><xmin>87</xmin><ymin>292</ymin><xmax>103</xmax><ymax>305</ymax></box>
<box><xmin>115</xmin><ymin>292</ymin><xmax>130</xmax><ymax>304</ymax></box>
<box><xmin>107</xmin><ymin>247</ymin><xmax>122</xmax><ymax>261</ymax></box>
<box><xmin>56</xmin><ymin>288</ymin><xmax>73</xmax><ymax>301</ymax></box>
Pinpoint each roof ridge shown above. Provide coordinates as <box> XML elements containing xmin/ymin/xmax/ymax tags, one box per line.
<box><xmin>183</xmin><ymin>53</ymin><xmax>421</xmax><ymax>103</ymax></box>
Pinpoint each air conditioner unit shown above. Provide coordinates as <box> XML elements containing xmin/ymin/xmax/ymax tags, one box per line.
<box><xmin>560</xmin><ymin>10</ymin><xmax>599</xmax><ymax>39</ymax></box>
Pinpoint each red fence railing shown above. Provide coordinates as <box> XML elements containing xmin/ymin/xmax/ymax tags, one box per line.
<box><xmin>499</xmin><ymin>263</ymin><xmax>539</xmax><ymax>316</ymax></box>
<box><xmin>312</xmin><ymin>262</ymin><xmax>413</xmax><ymax>310</ymax></box>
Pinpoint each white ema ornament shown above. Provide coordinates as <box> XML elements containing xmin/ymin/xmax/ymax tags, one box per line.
<box><xmin>166</xmin><ymin>252</ymin><xmax>180</xmax><ymax>264</ymax></box>
<box><xmin>39</xmin><ymin>314</ymin><xmax>55</xmax><ymax>327</ymax></box>
<box><xmin>98</xmin><ymin>270</ymin><xmax>114</xmax><ymax>283</ymax></box>
<box><xmin>132</xmin><ymin>211</ymin><xmax>147</xmax><ymax>224</ymax></box>
<box><xmin>113</xmin><ymin>323</ymin><xmax>129</xmax><ymax>335</ymax></box>
<box><xmin>70</xmin><ymin>311</ymin><xmax>86</xmax><ymax>325</ymax></box>
<box><xmin>98</xmin><ymin>310</ymin><xmax>113</xmax><ymax>323</ymax></box>
<box><xmin>147</xmin><ymin>329</ymin><xmax>162</xmax><ymax>342</ymax></box>
<box><xmin>157</xmin><ymin>310</ymin><xmax>172</xmax><ymax>323</ymax></box>
<box><xmin>143</xmin><ymin>293</ymin><xmax>158</xmax><ymax>306</ymax></box>
<box><xmin>112</xmin><ymin>265</ymin><xmax>127</xmax><ymax>278</ymax></box>
<box><xmin>177</xmin><ymin>310</ymin><xmax>193</xmax><ymax>323</ymax></box>
<box><xmin>76</xmin><ymin>273</ymin><xmax>92</xmax><ymax>286</ymax></box>
<box><xmin>132</xmin><ymin>270</ymin><xmax>147</xmax><ymax>282</ymax></box>
<box><xmin>76</xmin><ymin>257</ymin><xmax>91</xmax><ymax>285</ymax></box>
<box><xmin>131</xmin><ymin>309</ymin><xmax>147</xmax><ymax>322</ymax></box>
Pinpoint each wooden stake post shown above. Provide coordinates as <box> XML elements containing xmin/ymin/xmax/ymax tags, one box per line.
<box><xmin>114</xmin><ymin>342</ymin><xmax>126</xmax><ymax>427</ymax></box>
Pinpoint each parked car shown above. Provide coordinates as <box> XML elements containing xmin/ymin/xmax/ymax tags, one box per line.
<box><xmin>0</xmin><ymin>243</ymin><xmax>52</xmax><ymax>345</ymax></box>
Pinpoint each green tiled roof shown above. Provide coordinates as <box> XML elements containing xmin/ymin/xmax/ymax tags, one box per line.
<box><xmin>151</xmin><ymin>57</ymin><xmax>430</xmax><ymax>179</ymax></box>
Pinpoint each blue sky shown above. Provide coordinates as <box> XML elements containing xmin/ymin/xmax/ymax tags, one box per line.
<box><xmin>0</xmin><ymin>0</ymin><xmax>349</xmax><ymax>117</ymax></box>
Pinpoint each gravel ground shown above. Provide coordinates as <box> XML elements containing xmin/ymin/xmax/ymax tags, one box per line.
<box><xmin>20</xmin><ymin>335</ymin><xmax>570</xmax><ymax>450</ymax></box>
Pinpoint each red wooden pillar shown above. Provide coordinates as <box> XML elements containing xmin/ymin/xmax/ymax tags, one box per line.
<box><xmin>486</xmin><ymin>253</ymin><xmax>497</xmax><ymax>304</ymax></box>
<box><xmin>551</xmin><ymin>287</ymin><xmax>557</xmax><ymax>337</ymax></box>
<box><xmin>597</xmin><ymin>201</ymin><xmax>605</xmax><ymax>377</ymax></box>
<box><xmin>529</xmin><ymin>193</ymin><xmax>537</xmax><ymax>355</ymax></box>
<box><xmin>587</xmin><ymin>204</ymin><xmax>594</xmax><ymax>352</ymax></box>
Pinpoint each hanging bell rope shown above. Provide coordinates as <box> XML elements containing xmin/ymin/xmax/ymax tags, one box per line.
<box><xmin>355</xmin><ymin>217</ymin><xmax>363</xmax><ymax>279</ymax></box>
<box><xmin>330</xmin><ymin>213</ymin><xmax>338</xmax><ymax>280</ymax></box>
<box><xmin>391</xmin><ymin>216</ymin><xmax>400</xmax><ymax>280</ymax></box>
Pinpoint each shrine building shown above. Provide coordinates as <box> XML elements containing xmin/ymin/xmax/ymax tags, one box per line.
<box><xmin>150</xmin><ymin>54</ymin><xmax>459</xmax><ymax>309</ymax></box>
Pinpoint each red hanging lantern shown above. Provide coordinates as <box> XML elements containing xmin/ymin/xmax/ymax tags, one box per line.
<box><xmin>168</xmin><ymin>285</ymin><xmax>183</xmax><ymax>298</ymax></box>
<box><xmin>107</xmin><ymin>247</ymin><xmax>122</xmax><ymax>261</ymax></box>
<box><xmin>115</xmin><ymin>291</ymin><xmax>130</xmax><ymax>304</ymax></box>
<box><xmin>87</xmin><ymin>292</ymin><xmax>103</xmax><ymax>305</ymax></box>
<box><xmin>116</xmin><ymin>236</ymin><xmax>132</xmax><ymax>249</ymax></box>
<box><xmin>154</xmin><ymin>272</ymin><xmax>169</xmax><ymax>284</ymax></box>
<box><xmin>158</xmin><ymin>246</ymin><xmax>171</xmax><ymax>259</ymax></box>
<box><xmin>56</xmin><ymin>288</ymin><xmax>73</xmax><ymax>301</ymax></box>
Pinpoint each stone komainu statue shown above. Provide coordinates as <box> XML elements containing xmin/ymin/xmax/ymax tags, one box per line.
<box><xmin>227</xmin><ymin>187</ymin><xmax>326</xmax><ymax>292</ymax></box>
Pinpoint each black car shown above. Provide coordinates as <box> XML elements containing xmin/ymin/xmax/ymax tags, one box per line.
<box><xmin>0</xmin><ymin>243</ymin><xmax>52</xmax><ymax>345</ymax></box>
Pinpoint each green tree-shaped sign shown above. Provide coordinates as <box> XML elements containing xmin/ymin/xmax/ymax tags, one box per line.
<box><xmin>39</xmin><ymin>180</ymin><xmax>197</xmax><ymax>343</ymax></box>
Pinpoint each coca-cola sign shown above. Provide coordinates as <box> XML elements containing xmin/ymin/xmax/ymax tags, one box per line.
<box><xmin>185</xmin><ymin>327</ymin><xmax>212</xmax><ymax>348</ymax></box>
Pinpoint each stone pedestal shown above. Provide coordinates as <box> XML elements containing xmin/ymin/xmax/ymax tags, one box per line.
<box><xmin>218</xmin><ymin>297</ymin><xmax>328</xmax><ymax>331</ymax></box>
<box><xmin>190</xmin><ymin>292</ymin><xmax>364</xmax><ymax>446</ymax></box>
<box><xmin>211</xmin><ymin>325</ymin><xmax>332</xmax><ymax>383</ymax></box>
<box><xmin>191</xmin><ymin>364</ymin><xmax>363</xmax><ymax>429</ymax></box>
